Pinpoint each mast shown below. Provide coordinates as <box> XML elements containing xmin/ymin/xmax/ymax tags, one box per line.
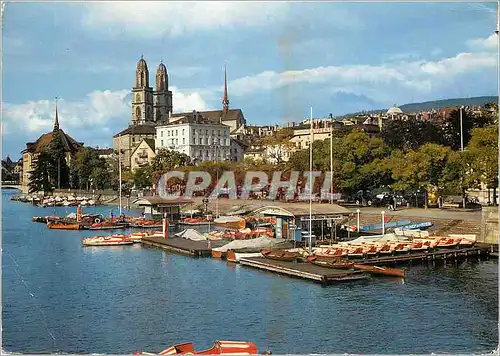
<box><xmin>309</xmin><ymin>107</ymin><xmax>313</xmax><ymax>254</ymax></box>
<box><xmin>330</xmin><ymin>115</ymin><xmax>333</xmax><ymax>204</ymax></box>
<box><xmin>118</xmin><ymin>134</ymin><xmax>122</xmax><ymax>216</ymax></box>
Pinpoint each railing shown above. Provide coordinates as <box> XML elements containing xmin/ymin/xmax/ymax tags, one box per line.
<box><xmin>1</xmin><ymin>180</ymin><xmax>20</xmax><ymax>185</ymax></box>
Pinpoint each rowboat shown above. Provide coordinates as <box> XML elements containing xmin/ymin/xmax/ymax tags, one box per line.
<box><xmin>88</xmin><ymin>221</ymin><xmax>129</xmax><ymax>230</ymax></box>
<box><xmin>353</xmin><ymin>264</ymin><xmax>405</xmax><ymax>278</ymax></box>
<box><xmin>436</xmin><ymin>238</ymin><xmax>459</xmax><ymax>248</ymax></box>
<box><xmin>226</xmin><ymin>251</ymin><xmax>262</xmax><ymax>263</ymax></box>
<box><xmin>214</xmin><ymin>216</ymin><xmax>246</xmax><ymax>230</ymax></box>
<box><xmin>82</xmin><ymin>234</ymin><xmax>133</xmax><ymax>246</ymax></box>
<box><xmin>307</xmin><ymin>255</ymin><xmax>355</xmax><ymax>269</ymax></box>
<box><xmin>261</xmin><ymin>249</ymin><xmax>298</xmax><ymax>262</ymax></box>
<box><xmin>346</xmin><ymin>247</ymin><xmax>364</xmax><ymax>258</ymax></box>
<box><xmin>134</xmin><ymin>340</ymin><xmax>259</xmax><ymax>355</ymax></box>
<box><xmin>47</xmin><ymin>222</ymin><xmax>80</xmax><ymax>230</ymax></box>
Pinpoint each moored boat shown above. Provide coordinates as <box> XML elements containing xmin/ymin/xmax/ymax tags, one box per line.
<box><xmin>82</xmin><ymin>234</ymin><xmax>133</xmax><ymax>246</ymax></box>
<box><xmin>47</xmin><ymin>221</ymin><xmax>80</xmax><ymax>230</ymax></box>
<box><xmin>261</xmin><ymin>249</ymin><xmax>298</xmax><ymax>262</ymax></box>
<box><xmin>128</xmin><ymin>232</ymin><xmax>150</xmax><ymax>243</ymax></box>
<box><xmin>307</xmin><ymin>255</ymin><xmax>355</xmax><ymax>269</ymax></box>
<box><xmin>134</xmin><ymin>340</ymin><xmax>259</xmax><ymax>355</ymax></box>
<box><xmin>226</xmin><ymin>251</ymin><xmax>262</xmax><ymax>263</ymax></box>
<box><xmin>214</xmin><ymin>216</ymin><xmax>246</xmax><ymax>230</ymax></box>
<box><xmin>353</xmin><ymin>264</ymin><xmax>405</xmax><ymax>278</ymax></box>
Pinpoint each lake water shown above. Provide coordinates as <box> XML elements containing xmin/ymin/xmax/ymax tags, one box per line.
<box><xmin>2</xmin><ymin>189</ymin><xmax>498</xmax><ymax>354</ymax></box>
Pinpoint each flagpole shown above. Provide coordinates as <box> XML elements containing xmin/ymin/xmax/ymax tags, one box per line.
<box><xmin>309</xmin><ymin>107</ymin><xmax>313</xmax><ymax>255</ymax></box>
<box><xmin>330</xmin><ymin>116</ymin><xmax>333</xmax><ymax>204</ymax></box>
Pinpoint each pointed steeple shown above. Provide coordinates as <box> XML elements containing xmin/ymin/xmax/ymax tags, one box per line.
<box><xmin>222</xmin><ymin>62</ymin><xmax>229</xmax><ymax>113</ymax></box>
<box><xmin>53</xmin><ymin>97</ymin><xmax>60</xmax><ymax>131</ymax></box>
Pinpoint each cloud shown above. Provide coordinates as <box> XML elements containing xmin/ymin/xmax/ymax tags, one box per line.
<box><xmin>81</xmin><ymin>2</ymin><xmax>286</xmax><ymax>38</ymax></box>
<box><xmin>466</xmin><ymin>33</ymin><xmax>498</xmax><ymax>52</ymax></box>
<box><xmin>226</xmin><ymin>49</ymin><xmax>497</xmax><ymax>105</ymax></box>
<box><xmin>2</xmin><ymin>87</ymin><xmax>209</xmax><ymax>154</ymax></box>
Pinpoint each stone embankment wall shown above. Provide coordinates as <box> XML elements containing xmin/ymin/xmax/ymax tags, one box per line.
<box><xmin>480</xmin><ymin>207</ymin><xmax>499</xmax><ymax>244</ymax></box>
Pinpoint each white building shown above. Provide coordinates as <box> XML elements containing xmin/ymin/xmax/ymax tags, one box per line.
<box><xmin>155</xmin><ymin>111</ymin><xmax>231</xmax><ymax>163</ymax></box>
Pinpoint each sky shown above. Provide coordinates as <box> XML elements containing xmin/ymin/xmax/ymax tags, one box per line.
<box><xmin>1</xmin><ymin>1</ymin><xmax>498</xmax><ymax>160</ymax></box>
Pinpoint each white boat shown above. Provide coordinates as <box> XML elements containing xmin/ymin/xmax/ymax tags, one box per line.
<box><xmin>82</xmin><ymin>234</ymin><xmax>133</xmax><ymax>246</ymax></box>
<box><xmin>226</xmin><ymin>251</ymin><xmax>262</xmax><ymax>263</ymax></box>
<box><xmin>213</xmin><ymin>216</ymin><xmax>246</xmax><ymax>230</ymax></box>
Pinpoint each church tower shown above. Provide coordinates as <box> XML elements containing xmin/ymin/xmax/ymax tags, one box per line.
<box><xmin>153</xmin><ymin>60</ymin><xmax>173</xmax><ymax>122</ymax></box>
<box><xmin>131</xmin><ymin>56</ymin><xmax>154</xmax><ymax>125</ymax></box>
<box><xmin>222</xmin><ymin>63</ymin><xmax>229</xmax><ymax>114</ymax></box>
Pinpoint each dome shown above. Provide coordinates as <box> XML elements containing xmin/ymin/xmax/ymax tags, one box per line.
<box><xmin>387</xmin><ymin>105</ymin><xmax>403</xmax><ymax>115</ymax></box>
<box><xmin>137</xmin><ymin>56</ymin><xmax>148</xmax><ymax>70</ymax></box>
<box><xmin>157</xmin><ymin>62</ymin><xmax>167</xmax><ymax>73</ymax></box>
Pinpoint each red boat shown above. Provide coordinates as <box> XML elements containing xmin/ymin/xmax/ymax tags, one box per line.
<box><xmin>135</xmin><ymin>340</ymin><xmax>259</xmax><ymax>355</ymax></box>
<box><xmin>353</xmin><ymin>264</ymin><xmax>405</xmax><ymax>278</ymax></box>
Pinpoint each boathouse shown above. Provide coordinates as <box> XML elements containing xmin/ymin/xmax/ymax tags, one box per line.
<box><xmin>132</xmin><ymin>196</ymin><xmax>192</xmax><ymax>221</ymax></box>
<box><xmin>251</xmin><ymin>204</ymin><xmax>351</xmax><ymax>241</ymax></box>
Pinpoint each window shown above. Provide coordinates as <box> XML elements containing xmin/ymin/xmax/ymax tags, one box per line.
<box><xmin>212</xmin><ymin>130</ymin><xmax>214</xmax><ymax>135</ymax></box>
<box><xmin>136</xmin><ymin>94</ymin><xmax>140</xmax><ymax>102</ymax></box>
<box><xmin>176</xmin><ymin>130</ymin><xmax>178</xmax><ymax>136</ymax></box>
<box><xmin>167</xmin><ymin>131</ymin><xmax>170</xmax><ymax>137</ymax></box>
<box><xmin>199</xmin><ymin>138</ymin><xmax>202</xmax><ymax>145</ymax></box>
<box><xmin>182</xmin><ymin>129</ymin><xmax>185</xmax><ymax>135</ymax></box>
<box><xmin>161</xmin><ymin>131</ymin><xmax>163</xmax><ymax>137</ymax></box>
<box><xmin>206</xmin><ymin>130</ymin><xmax>208</xmax><ymax>135</ymax></box>
<box><xmin>183</xmin><ymin>138</ymin><xmax>185</xmax><ymax>144</ymax></box>
<box><xmin>205</xmin><ymin>138</ymin><xmax>208</xmax><ymax>144</ymax></box>
<box><xmin>136</xmin><ymin>106</ymin><xmax>141</xmax><ymax>118</ymax></box>
<box><xmin>161</xmin><ymin>140</ymin><xmax>164</xmax><ymax>146</ymax></box>
<box><xmin>218</xmin><ymin>130</ymin><xmax>220</xmax><ymax>136</ymax></box>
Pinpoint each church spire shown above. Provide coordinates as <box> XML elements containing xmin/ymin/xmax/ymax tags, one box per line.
<box><xmin>222</xmin><ymin>62</ymin><xmax>229</xmax><ymax>113</ymax></box>
<box><xmin>53</xmin><ymin>97</ymin><xmax>60</xmax><ymax>131</ymax></box>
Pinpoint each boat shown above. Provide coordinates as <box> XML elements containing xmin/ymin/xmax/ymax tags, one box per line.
<box><xmin>346</xmin><ymin>246</ymin><xmax>364</xmax><ymax>258</ymax></box>
<box><xmin>211</xmin><ymin>236</ymin><xmax>292</xmax><ymax>259</ymax></box>
<box><xmin>47</xmin><ymin>221</ymin><xmax>80</xmax><ymax>230</ymax></box>
<box><xmin>353</xmin><ymin>264</ymin><xmax>405</xmax><ymax>278</ymax></box>
<box><xmin>88</xmin><ymin>221</ymin><xmax>129</xmax><ymax>230</ymax></box>
<box><xmin>436</xmin><ymin>238</ymin><xmax>459</xmax><ymax>249</ymax></box>
<box><xmin>134</xmin><ymin>340</ymin><xmax>259</xmax><ymax>355</ymax></box>
<box><xmin>128</xmin><ymin>232</ymin><xmax>150</xmax><ymax>243</ymax></box>
<box><xmin>82</xmin><ymin>234</ymin><xmax>133</xmax><ymax>246</ymax></box>
<box><xmin>214</xmin><ymin>216</ymin><xmax>246</xmax><ymax>230</ymax></box>
<box><xmin>307</xmin><ymin>255</ymin><xmax>355</xmax><ymax>269</ymax></box>
<box><xmin>226</xmin><ymin>251</ymin><xmax>262</xmax><ymax>263</ymax></box>
<box><xmin>261</xmin><ymin>249</ymin><xmax>298</xmax><ymax>262</ymax></box>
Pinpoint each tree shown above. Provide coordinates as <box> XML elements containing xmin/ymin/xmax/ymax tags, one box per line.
<box><xmin>72</xmin><ymin>148</ymin><xmax>110</xmax><ymax>189</ymax></box>
<box><xmin>133</xmin><ymin>166</ymin><xmax>153</xmax><ymax>189</ymax></box>
<box><xmin>28</xmin><ymin>151</ymin><xmax>55</xmax><ymax>194</ymax></box>
<box><xmin>90</xmin><ymin>167</ymin><xmax>111</xmax><ymax>190</ymax></box>
<box><xmin>389</xmin><ymin>143</ymin><xmax>453</xmax><ymax>207</ymax></box>
<box><xmin>381</xmin><ymin>118</ymin><xmax>441</xmax><ymax>151</ymax></box>
<box><xmin>440</xmin><ymin>108</ymin><xmax>494</xmax><ymax>150</ymax></box>
<box><xmin>151</xmin><ymin>149</ymin><xmax>192</xmax><ymax>173</ymax></box>
<box><xmin>467</xmin><ymin>125</ymin><xmax>499</xmax><ymax>204</ymax></box>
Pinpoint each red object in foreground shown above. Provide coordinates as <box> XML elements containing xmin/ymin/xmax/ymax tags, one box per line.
<box><xmin>135</xmin><ymin>340</ymin><xmax>259</xmax><ymax>355</ymax></box>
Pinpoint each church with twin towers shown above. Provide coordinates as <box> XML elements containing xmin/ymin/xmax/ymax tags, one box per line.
<box><xmin>113</xmin><ymin>55</ymin><xmax>247</xmax><ymax>168</ymax></box>
<box><xmin>131</xmin><ymin>56</ymin><xmax>173</xmax><ymax>125</ymax></box>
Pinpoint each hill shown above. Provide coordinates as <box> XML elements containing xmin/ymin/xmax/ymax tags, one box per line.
<box><xmin>341</xmin><ymin>96</ymin><xmax>498</xmax><ymax>117</ymax></box>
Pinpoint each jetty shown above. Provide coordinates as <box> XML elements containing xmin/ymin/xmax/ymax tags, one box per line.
<box><xmin>239</xmin><ymin>257</ymin><xmax>370</xmax><ymax>285</ymax></box>
<box><xmin>141</xmin><ymin>236</ymin><xmax>226</xmax><ymax>257</ymax></box>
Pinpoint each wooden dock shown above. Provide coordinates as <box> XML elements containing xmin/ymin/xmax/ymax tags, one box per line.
<box><xmin>353</xmin><ymin>247</ymin><xmax>489</xmax><ymax>266</ymax></box>
<box><xmin>141</xmin><ymin>236</ymin><xmax>226</xmax><ymax>257</ymax></box>
<box><xmin>238</xmin><ymin>257</ymin><xmax>371</xmax><ymax>285</ymax></box>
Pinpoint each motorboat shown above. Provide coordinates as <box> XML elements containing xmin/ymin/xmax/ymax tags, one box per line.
<box><xmin>82</xmin><ymin>234</ymin><xmax>133</xmax><ymax>246</ymax></box>
<box><xmin>134</xmin><ymin>340</ymin><xmax>259</xmax><ymax>355</ymax></box>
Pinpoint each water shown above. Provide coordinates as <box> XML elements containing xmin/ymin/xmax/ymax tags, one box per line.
<box><xmin>2</xmin><ymin>189</ymin><xmax>498</xmax><ymax>354</ymax></box>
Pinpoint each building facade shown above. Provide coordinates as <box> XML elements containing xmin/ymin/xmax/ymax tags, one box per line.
<box><xmin>131</xmin><ymin>139</ymin><xmax>156</xmax><ymax>171</ymax></box>
<box><xmin>155</xmin><ymin>112</ymin><xmax>231</xmax><ymax>162</ymax></box>
<box><xmin>113</xmin><ymin>125</ymin><xmax>156</xmax><ymax>169</ymax></box>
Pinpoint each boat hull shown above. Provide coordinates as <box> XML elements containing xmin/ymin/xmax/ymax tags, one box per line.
<box><xmin>353</xmin><ymin>264</ymin><xmax>405</xmax><ymax>278</ymax></box>
<box><xmin>47</xmin><ymin>223</ymin><xmax>80</xmax><ymax>230</ymax></box>
<box><xmin>83</xmin><ymin>241</ymin><xmax>134</xmax><ymax>246</ymax></box>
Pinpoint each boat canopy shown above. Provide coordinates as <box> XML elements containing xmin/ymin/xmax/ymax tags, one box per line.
<box><xmin>174</xmin><ymin>229</ymin><xmax>207</xmax><ymax>241</ymax></box>
<box><xmin>212</xmin><ymin>236</ymin><xmax>288</xmax><ymax>253</ymax></box>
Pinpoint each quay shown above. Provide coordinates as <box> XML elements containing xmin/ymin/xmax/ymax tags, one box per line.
<box><xmin>141</xmin><ymin>235</ymin><xmax>226</xmax><ymax>257</ymax></box>
<box><xmin>238</xmin><ymin>257</ymin><xmax>370</xmax><ymax>285</ymax></box>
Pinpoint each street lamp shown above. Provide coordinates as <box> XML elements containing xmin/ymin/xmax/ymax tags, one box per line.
<box><xmin>381</xmin><ymin>210</ymin><xmax>385</xmax><ymax>235</ymax></box>
<box><xmin>356</xmin><ymin>209</ymin><xmax>360</xmax><ymax>233</ymax></box>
